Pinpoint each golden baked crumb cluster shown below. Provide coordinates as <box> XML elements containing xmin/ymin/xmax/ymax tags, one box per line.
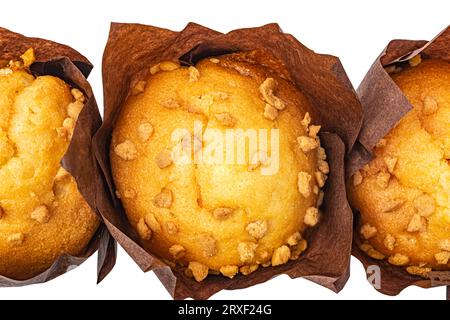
<box><xmin>110</xmin><ymin>51</ymin><xmax>328</xmax><ymax>281</ymax></box>
<box><xmin>0</xmin><ymin>49</ymin><xmax>99</xmax><ymax>279</ymax></box>
<box><xmin>349</xmin><ymin>57</ymin><xmax>450</xmax><ymax>276</ymax></box>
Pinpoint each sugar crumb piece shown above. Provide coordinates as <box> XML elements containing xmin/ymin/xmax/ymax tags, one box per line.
<box><xmin>137</xmin><ymin>218</ymin><xmax>152</xmax><ymax>240</ymax></box>
<box><xmin>169</xmin><ymin>244</ymin><xmax>186</xmax><ymax>259</ymax></box>
<box><xmin>189</xmin><ymin>66</ymin><xmax>200</xmax><ymax>82</ymax></box>
<box><xmin>304</xmin><ymin>207</ymin><xmax>319</xmax><ymax>227</ymax></box>
<box><xmin>263</xmin><ymin>104</ymin><xmax>278</xmax><ymax>120</ymax></box>
<box><xmin>297</xmin><ymin>136</ymin><xmax>319</xmax><ymax>153</ymax></box>
<box><xmin>238</xmin><ymin>242</ymin><xmax>257</xmax><ymax>263</ymax></box>
<box><xmin>30</xmin><ymin>205</ymin><xmax>50</xmax><ymax>224</ymax></box>
<box><xmin>188</xmin><ymin>262</ymin><xmax>208</xmax><ymax>282</ymax></box>
<box><xmin>297</xmin><ymin>172</ymin><xmax>312</xmax><ymax>198</ymax></box>
<box><xmin>259</xmin><ymin>78</ymin><xmax>285</xmax><ymax>110</ymax></box>
<box><xmin>271</xmin><ymin>245</ymin><xmax>291</xmax><ymax>266</ymax></box>
<box><xmin>159</xmin><ymin>61</ymin><xmax>180</xmax><ymax>71</ymax></box>
<box><xmin>409</xmin><ymin>54</ymin><xmax>421</xmax><ymax>67</ymax></box>
<box><xmin>388</xmin><ymin>253</ymin><xmax>410</xmax><ymax>266</ymax></box>
<box><xmin>153</xmin><ymin>188</ymin><xmax>173</xmax><ymax>208</ymax></box>
<box><xmin>246</xmin><ymin>220</ymin><xmax>268</xmax><ymax>240</ymax></box>
<box><xmin>360</xmin><ymin>224</ymin><xmax>377</xmax><ymax>240</ymax></box>
<box><xmin>114</xmin><ymin>140</ymin><xmax>137</xmax><ymax>161</ymax></box>
<box><xmin>155</xmin><ymin>149</ymin><xmax>173</xmax><ymax>168</ymax></box>
<box><xmin>220</xmin><ymin>265</ymin><xmax>239</xmax><ymax>279</ymax></box>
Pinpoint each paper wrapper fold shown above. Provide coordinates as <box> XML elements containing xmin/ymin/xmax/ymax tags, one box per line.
<box><xmin>349</xmin><ymin>26</ymin><xmax>450</xmax><ymax>298</ymax></box>
<box><xmin>95</xmin><ymin>22</ymin><xmax>363</xmax><ymax>299</ymax></box>
<box><xmin>0</xmin><ymin>27</ymin><xmax>116</xmax><ymax>286</ymax></box>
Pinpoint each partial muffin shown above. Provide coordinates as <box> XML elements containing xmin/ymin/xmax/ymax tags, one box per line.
<box><xmin>110</xmin><ymin>50</ymin><xmax>328</xmax><ymax>281</ymax></box>
<box><xmin>0</xmin><ymin>49</ymin><xmax>99</xmax><ymax>279</ymax></box>
<box><xmin>349</xmin><ymin>57</ymin><xmax>450</xmax><ymax>276</ymax></box>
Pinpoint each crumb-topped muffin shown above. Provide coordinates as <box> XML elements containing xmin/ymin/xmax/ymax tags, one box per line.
<box><xmin>0</xmin><ymin>49</ymin><xmax>99</xmax><ymax>279</ymax></box>
<box><xmin>349</xmin><ymin>57</ymin><xmax>450</xmax><ymax>276</ymax></box>
<box><xmin>110</xmin><ymin>51</ymin><xmax>328</xmax><ymax>281</ymax></box>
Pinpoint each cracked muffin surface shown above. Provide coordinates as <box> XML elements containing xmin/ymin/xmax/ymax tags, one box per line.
<box><xmin>349</xmin><ymin>58</ymin><xmax>450</xmax><ymax>276</ymax></box>
<box><xmin>111</xmin><ymin>51</ymin><xmax>328</xmax><ymax>281</ymax></box>
<box><xmin>0</xmin><ymin>49</ymin><xmax>99</xmax><ymax>280</ymax></box>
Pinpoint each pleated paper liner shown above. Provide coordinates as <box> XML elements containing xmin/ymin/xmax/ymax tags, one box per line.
<box><xmin>95</xmin><ymin>22</ymin><xmax>363</xmax><ymax>299</ymax></box>
<box><xmin>0</xmin><ymin>27</ymin><xmax>116</xmax><ymax>286</ymax></box>
<box><xmin>348</xmin><ymin>26</ymin><xmax>450</xmax><ymax>299</ymax></box>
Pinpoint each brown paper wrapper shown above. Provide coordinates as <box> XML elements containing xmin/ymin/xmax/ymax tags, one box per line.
<box><xmin>0</xmin><ymin>27</ymin><xmax>116</xmax><ymax>286</ymax></box>
<box><xmin>349</xmin><ymin>26</ymin><xmax>450</xmax><ymax>298</ymax></box>
<box><xmin>94</xmin><ymin>22</ymin><xmax>363</xmax><ymax>299</ymax></box>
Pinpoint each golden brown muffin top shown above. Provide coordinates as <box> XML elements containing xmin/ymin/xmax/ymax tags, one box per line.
<box><xmin>350</xmin><ymin>58</ymin><xmax>450</xmax><ymax>276</ymax></box>
<box><xmin>0</xmin><ymin>49</ymin><xmax>99</xmax><ymax>279</ymax></box>
<box><xmin>111</xmin><ymin>51</ymin><xmax>328</xmax><ymax>281</ymax></box>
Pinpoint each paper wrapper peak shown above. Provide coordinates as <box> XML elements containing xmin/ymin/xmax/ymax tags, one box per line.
<box><xmin>0</xmin><ymin>27</ymin><xmax>116</xmax><ymax>286</ymax></box>
<box><xmin>95</xmin><ymin>22</ymin><xmax>363</xmax><ymax>299</ymax></box>
<box><xmin>349</xmin><ymin>26</ymin><xmax>450</xmax><ymax>299</ymax></box>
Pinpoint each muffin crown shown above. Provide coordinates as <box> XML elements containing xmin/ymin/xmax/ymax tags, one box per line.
<box><xmin>110</xmin><ymin>51</ymin><xmax>329</xmax><ymax>280</ymax></box>
<box><xmin>0</xmin><ymin>50</ymin><xmax>99</xmax><ymax>279</ymax></box>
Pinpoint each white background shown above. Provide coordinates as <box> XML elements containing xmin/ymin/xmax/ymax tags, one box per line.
<box><xmin>0</xmin><ymin>0</ymin><xmax>448</xmax><ymax>300</ymax></box>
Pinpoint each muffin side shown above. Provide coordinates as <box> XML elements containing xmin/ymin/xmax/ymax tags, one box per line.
<box><xmin>349</xmin><ymin>58</ymin><xmax>450</xmax><ymax>275</ymax></box>
<box><xmin>0</xmin><ymin>49</ymin><xmax>100</xmax><ymax>279</ymax></box>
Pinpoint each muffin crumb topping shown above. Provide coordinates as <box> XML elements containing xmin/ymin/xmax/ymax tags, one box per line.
<box><xmin>189</xmin><ymin>66</ymin><xmax>200</xmax><ymax>82</ymax></box>
<box><xmin>384</xmin><ymin>156</ymin><xmax>397</xmax><ymax>174</ymax></box>
<box><xmin>406</xmin><ymin>266</ymin><xmax>431</xmax><ymax>278</ymax></box>
<box><xmin>297</xmin><ymin>136</ymin><xmax>319</xmax><ymax>153</ymax></box>
<box><xmin>131</xmin><ymin>80</ymin><xmax>146</xmax><ymax>96</ymax></box>
<box><xmin>246</xmin><ymin>220</ymin><xmax>268</xmax><ymax>240</ymax></box>
<box><xmin>137</xmin><ymin>218</ymin><xmax>152</xmax><ymax>240</ymax></box>
<box><xmin>272</xmin><ymin>245</ymin><xmax>291</xmax><ymax>266</ymax></box>
<box><xmin>408</xmin><ymin>54</ymin><xmax>422</xmax><ymax>67</ymax></box>
<box><xmin>388</xmin><ymin>253</ymin><xmax>410</xmax><ymax>266</ymax></box>
<box><xmin>169</xmin><ymin>244</ymin><xmax>186</xmax><ymax>259</ymax></box>
<box><xmin>115</xmin><ymin>140</ymin><xmax>137</xmax><ymax>160</ymax></box>
<box><xmin>422</xmin><ymin>96</ymin><xmax>438</xmax><ymax>115</ymax></box>
<box><xmin>304</xmin><ymin>207</ymin><xmax>319</xmax><ymax>226</ymax></box>
<box><xmin>164</xmin><ymin>221</ymin><xmax>178</xmax><ymax>235</ymax></box>
<box><xmin>263</xmin><ymin>103</ymin><xmax>278</xmax><ymax>120</ymax></box>
<box><xmin>384</xmin><ymin>234</ymin><xmax>396</xmax><ymax>251</ymax></box>
<box><xmin>413</xmin><ymin>194</ymin><xmax>435</xmax><ymax>217</ymax></box>
<box><xmin>155</xmin><ymin>149</ymin><xmax>173</xmax><ymax>168</ymax></box>
<box><xmin>406</xmin><ymin>214</ymin><xmax>427</xmax><ymax>233</ymax></box>
<box><xmin>240</xmin><ymin>264</ymin><xmax>259</xmax><ymax>275</ymax></box>
<box><xmin>353</xmin><ymin>171</ymin><xmax>363</xmax><ymax>186</ymax></box>
<box><xmin>144</xmin><ymin>213</ymin><xmax>161</xmax><ymax>233</ymax></box>
<box><xmin>220</xmin><ymin>265</ymin><xmax>238</xmax><ymax>278</ymax></box>
<box><xmin>297</xmin><ymin>172</ymin><xmax>312</xmax><ymax>198</ymax></box>
<box><xmin>238</xmin><ymin>242</ymin><xmax>257</xmax><ymax>263</ymax></box>
<box><xmin>259</xmin><ymin>78</ymin><xmax>285</xmax><ymax>110</ymax></box>
<box><xmin>360</xmin><ymin>224</ymin><xmax>377</xmax><ymax>239</ymax></box>
<box><xmin>198</xmin><ymin>234</ymin><xmax>217</xmax><ymax>257</ymax></box>
<box><xmin>434</xmin><ymin>252</ymin><xmax>450</xmax><ymax>265</ymax></box>
<box><xmin>30</xmin><ymin>205</ymin><xmax>50</xmax><ymax>224</ymax></box>
<box><xmin>287</xmin><ymin>232</ymin><xmax>301</xmax><ymax>246</ymax></box>
<box><xmin>153</xmin><ymin>188</ymin><xmax>173</xmax><ymax>208</ymax></box>
<box><xmin>138</xmin><ymin>122</ymin><xmax>154</xmax><ymax>142</ymax></box>
<box><xmin>159</xmin><ymin>61</ymin><xmax>180</xmax><ymax>72</ymax></box>
<box><xmin>188</xmin><ymin>262</ymin><xmax>209</xmax><ymax>282</ymax></box>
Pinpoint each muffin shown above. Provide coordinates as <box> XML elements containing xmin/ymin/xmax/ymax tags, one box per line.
<box><xmin>110</xmin><ymin>51</ymin><xmax>329</xmax><ymax>281</ymax></box>
<box><xmin>349</xmin><ymin>57</ymin><xmax>450</xmax><ymax>276</ymax></box>
<box><xmin>0</xmin><ymin>49</ymin><xmax>99</xmax><ymax>280</ymax></box>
